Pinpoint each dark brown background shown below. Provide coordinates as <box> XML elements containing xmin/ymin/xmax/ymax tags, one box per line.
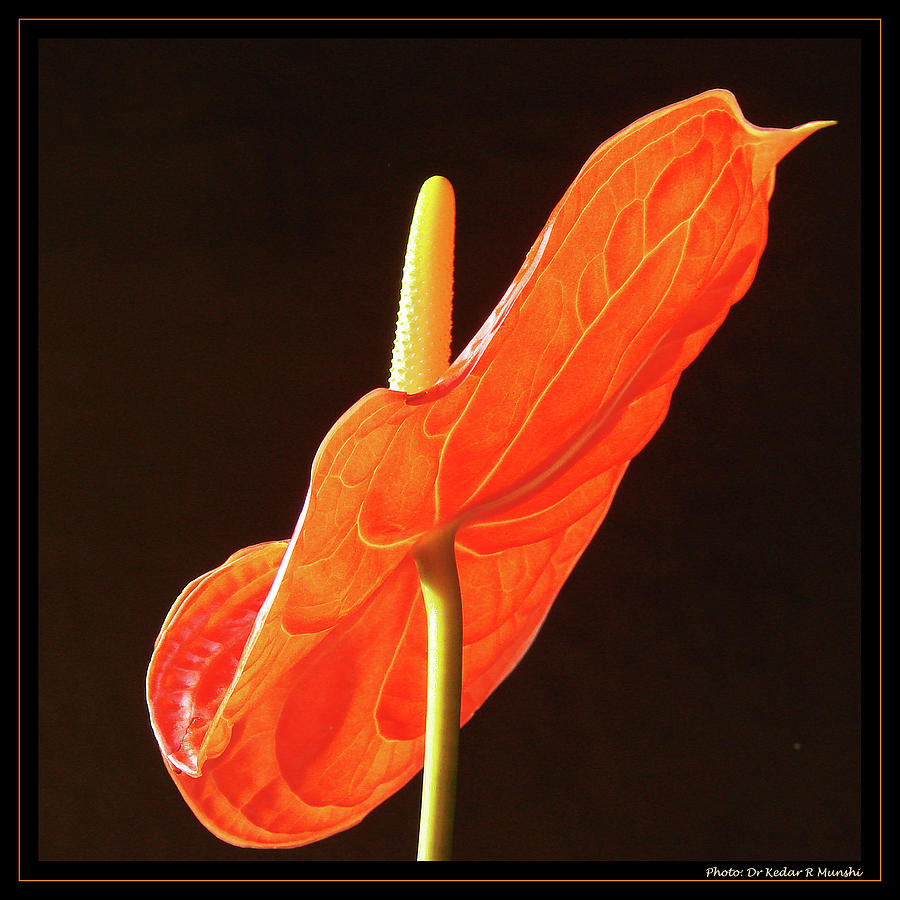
<box><xmin>28</xmin><ymin>22</ymin><xmax>876</xmax><ymax>878</ymax></box>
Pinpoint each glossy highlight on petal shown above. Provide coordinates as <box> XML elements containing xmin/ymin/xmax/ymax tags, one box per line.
<box><xmin>146</xmin><ymin>90</ymin><xmax>831</xmax><ymax>848</ymax></box>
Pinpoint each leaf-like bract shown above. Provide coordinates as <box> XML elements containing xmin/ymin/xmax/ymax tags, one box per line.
<box><xmin>147</xmin><ymin>90</ymin><xmax>830</xmax><ymax>847</ymax></box>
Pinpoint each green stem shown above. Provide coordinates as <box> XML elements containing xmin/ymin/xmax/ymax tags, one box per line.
<box><xmin>413</xmin><ymin>525</ymin><xmax>463</xmax><ymax>861</ymax></box>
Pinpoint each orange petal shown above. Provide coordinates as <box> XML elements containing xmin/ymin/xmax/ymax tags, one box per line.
<box><xmin>147</xmin><ymin>90</ymin><xmax>831</xmax><ymax>847</ymax></box>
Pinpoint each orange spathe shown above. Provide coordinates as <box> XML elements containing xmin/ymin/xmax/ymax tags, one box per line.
<box><xmin>146</xmin><ymin>90</ymin><xmax>831</xmax><ymax>848</ymax></box>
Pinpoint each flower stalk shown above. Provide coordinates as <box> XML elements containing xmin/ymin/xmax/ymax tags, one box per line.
<box><xmin>413</xmin><ymin>526</ymin><xmax>463</xmax><ymax>861</ymax></box>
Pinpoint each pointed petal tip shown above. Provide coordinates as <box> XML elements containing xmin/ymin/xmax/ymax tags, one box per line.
<box><xmin>768</xmin><ymin>117</ymin><xmax>837</xmax><ymax>152</ymax></box>
<box><xmin>781</xmin><ymin>117</ymin><xmax>837</xmax><ymax>156</ymax></box>
<box><xmin>750</xmin><ymin>117</ymin><xmax>835</xmax><ymax>184</ymax></box>
<box><xmin>796</xmin><ymin>118</ymin><xmax>838</xmax><ymax>136</ymax></box>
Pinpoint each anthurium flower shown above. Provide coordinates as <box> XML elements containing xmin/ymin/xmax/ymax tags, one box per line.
<box><xmin>147</xmin><ymin>90</ymin><xmax>830</xmax><ymax>849</ymax></box>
